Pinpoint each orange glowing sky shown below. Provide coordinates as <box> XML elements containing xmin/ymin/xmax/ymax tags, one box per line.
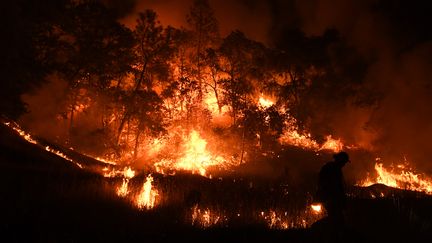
<box><xmin>119</xmin><ymin>0</ymin><xmax>272</xmax><ymax>44</ymax></box>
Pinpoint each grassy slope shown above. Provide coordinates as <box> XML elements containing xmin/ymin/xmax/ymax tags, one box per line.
<box><xmin>1</xmin><ymin>123</ymin><xmax>432</xmax><ymax>242</ymax></box>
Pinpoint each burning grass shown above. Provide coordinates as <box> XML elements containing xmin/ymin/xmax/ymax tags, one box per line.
<box><xmin>360</xmin><ymin>158</ymin><xmax>432</xmax><ymax>194</ymax></box>
<box><xmin>2</xmin><ymin>118</ymin><xmax>432</xmax><ymax>242</ymax></box>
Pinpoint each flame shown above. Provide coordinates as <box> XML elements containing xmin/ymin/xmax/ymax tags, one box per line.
<box><xmin>108</xmin><ymin>167</ymin><xmax>136</xmax><ymax>197</ymax></box>
<box><xmin>191</xmin><ymin>206</ymin><xmax>224</xmax><ymax>228</ymax></box>
<box><xmin>311</xmin><ymin>203</ymin><xmax>322</xmax><ymax>213</ymax></box>
<box><xmin>136</xmin><ymin>174</ymin><xmax>159</xmax><ymax>210</ymax></box>
<box><xmin>261</xmin><ymin>210</ymin><xmax>289</xmax><ymax>229</ymax></box>
<box><xmin>44</xmin><ymin>145</ymin><xmax>83</xmax><ymax>168</ymax></box>
<box><xmin>279</xmin><ymin>129</ymin><xmax>319</xmax><ymax>150</ymax></box>
<box><xmin>204</xmin><ymin>92</ymin><xmax>221</xmax><ymax>115</ymax></box>
<box><xmin>93</xmin><ymin>156</ymin><xmax>117</xmax><ymax>165</ymax></box>
<box><xmin>147</xmin><ymin>138</ymin><xmax>165</xmax><ymax>156</ymax></box>
<box><xmin>4</xmin><ymin>121</ymin><xmax>37</xmax><ymax>144</ymax></box>
<box><xmin>203</xmin><ymin>92</ymin><xmax>231</xmax><ymax>126</ymax></box>
<box><xmin>360</xmin><ymin>159</ymin><xmax>432</xmax><ymax>194</ymax></box>
<box><xmin>259</xmin><ymin>207</ymin><xmax>324</xmax><ymax>229</ymax></box>
<box><xmin>154</xmin><ymin>130</ymin><xmax>228</xmax><ymax>177</ymax></box>
<box><xmin>3</xmin><ymin>121</ymin><xmax>85</xmax><ymax>168</ymax></box>
<box><xmin>258</xmin><ymin>95</ymin><xmax>274</xmax><ymax>109</ymax></box>
<box><xmin>104</xmin><ymin>166</ymin><xmax>135</xmax><ymax>178</ymax></box>
<box><xmin>278</xmin><ymin>120</ymin><xmax>344</xmax><ymax>153</ymax></box>
<box><xmin>117</xmin><ymin>178</ymin><xmax>130</xmax><ymax>197</ymax></box>
<box><xmin>319</xmin><ymin>135</ymin><xmax>344</xmax><ymax>152</ymax></box>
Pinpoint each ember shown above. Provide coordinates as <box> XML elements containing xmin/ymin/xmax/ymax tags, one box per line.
<box><xmin>191</xmin><ymin>206</ymin><xmax>225</xmax><ymax>228</ymax></box>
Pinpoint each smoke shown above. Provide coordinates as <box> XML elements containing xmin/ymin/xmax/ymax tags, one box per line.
<box><xmin>118</xmin><ymin>0</ymin><xmax>272</xmax><ymax>43</ymax></box>
<box><xmin>366</xmin><ymin>43</ymin><xmax>432</xmax><ymax>172</ymax></box>
<box><xmin>20</xmin><ymin>74</ymin><xmax>113</xmax><ymax>155</ymax></box>
<box><xmin>20</xmin><ymin>74</ymin><xmax>70</xmax><ymax>142</ymax></box>
<box><xmin>18</xmin><ymin>0</ymin><xmax>432</xmax><ymax>177</ymax></box>
<box><xmin>294</xmin><ymin>0</ymin><xmax>432</xmax><ymax>171</ymax></box>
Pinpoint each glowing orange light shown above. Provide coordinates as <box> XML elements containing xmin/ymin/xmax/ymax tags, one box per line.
<box><xmin>258</xmin><ymin>95</ymin><xmax>274</xmax><ymax>109</ymax></box>
<box><xmin>136</xmin><ymin>174</ymin><xmax>158</xmax><ymax>210</ymax></box>
<box><xmin>360</xmin><ymin>159</ymin><xmax>432</xmax><ymax>194</ymax></box>
<box><xmin>154</xmin><ymin>130</ymin><xmax>232</xmax><ymax>177</ymax></box>
<box><xmin>311</xmin><ymin>204</ymin><xmax>322</xmax><ymax>213</ymax></box>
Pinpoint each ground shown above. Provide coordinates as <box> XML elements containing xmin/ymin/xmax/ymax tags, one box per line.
<box><xmin>1</xmin><ymin>123</ymin><xmax>432</xmax><ymax>242</ymax></box>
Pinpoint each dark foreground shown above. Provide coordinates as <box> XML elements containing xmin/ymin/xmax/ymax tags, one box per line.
<box><xmin>1</xmin><ymin>124</ymin><xmax>432</xmax><ymax>242</ymax></box>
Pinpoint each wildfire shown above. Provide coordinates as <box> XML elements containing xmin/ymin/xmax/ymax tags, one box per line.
<box><xmin>44</xmin><ymin>145</ymin><xmax>83</xmax><ymax>169</ymax></box>
<box><xmin>117</xmin><ymin>178</ymin><xmax>130</xmax><ymax>197</ymax></box>
<box><xmin>319</xmin><ymin>135</ymin><xmax>344</xmax><ymax>152</ymax></box>
<box><xmin>93</xmin><ymin>156</ymin><xmax>117</xmax><ymax>165</ymax></box>
<box><xmin>278</xmin><ymin>121</ymin><xmax>344</xmax><ymax>153</ymax></box>
<box><xmin>105</xmin><ymin>167</ymin><xmax>136</xmax><ymax>197</ymax></box>
<box><xmin>310</xmin><ymin>203</ymin><xmax>322</xmax><ymax>214</ymax></box>
<box><xmin>360</xmin><ymin>159</ymin><xmax>432</xmax><ymax>194</ymax></box>
<box><xmin>279</xmin><ymin>129</ymin><xmax>319</xmax><ymax>150</ymax></box>
<box><xmin>259</xmin><ymin>205</ymin><xmax>325</xmax><ymax>229</ymax></box>
<box><xmin>154</xmin><ymin>130</ymin><xmax>229</xmax><ymax>177</ymax></box>
<box><xmin>204</xmin><ymin>92</ymin><xmax>221</xmax><ymax>115</ymax></box>
<box><xmin>3</xmin><ymin>121</ymin><xmax>87</xmax><ymax>168</ymax></box>
<box><xmin>104</xmin><ymin>166</ymin><xmax>135</xmax><ymax>178</ymax></box>
<box><xmin>4</xmin><ymin>121</ymin><xmax>37</xmax><ymax>144</ymax></box>
<box><xmin>191</xmin><ymin>206</ymin><xmax>225</xmax><ymax>228</ymax></box>
<box><xmin>258</xmin><ymin>95</ymin><xmax>274</xmax><ymax>109</ymax></box>
<box><xmin>260</xmin><ymin>210</ymin><xmax>290</xmax><ymax>229</ymax></box>
<box><xmin>136</xmin><ymin>174</ymin><xmax>159</xmax><ymax>210</ymax></box>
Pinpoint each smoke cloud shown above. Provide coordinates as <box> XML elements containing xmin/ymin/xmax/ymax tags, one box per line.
<box><xmin>294</xmin><ymin>0</ymin><xmax>432</xmax><ymax>171</ymax></box>
<box><xmin>19</xmin><ymin>0</ymin><xmax>432</xmax><ymax>176</ymax></box>
<box><xmin>118</xmin><ymin>0</ymin><xmax>273</xmax><ymax>43</ymax></box>
<box><xmin>20</xmin><ymin>74</ymin><xmax>70</xmax><ymax>142</ymax></box>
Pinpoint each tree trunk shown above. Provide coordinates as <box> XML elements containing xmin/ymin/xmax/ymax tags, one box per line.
<box><xmin>133</xmin><ymin>129</ymin><xmax>141</xmax><ymax>160</ymax></box>
<box><xmin>69</xmin><ymin>106</ymin><xmax>74</xmax><ymax>136</ymax></box>
<box><xmin>116</xmin><ymin>112</ymin><xmax>129</xmax><ymax>145</ymax></box>
<box><xmin>240</xmin><ymin>123</ymin><xmax>246</xmax><ymax>164</ymax></box>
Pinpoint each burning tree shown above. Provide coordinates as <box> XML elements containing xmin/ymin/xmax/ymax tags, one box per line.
<box><xmin>16</xmin><ymin>0</ymin><xmax>368</xmax><ymax>177</ymax></box>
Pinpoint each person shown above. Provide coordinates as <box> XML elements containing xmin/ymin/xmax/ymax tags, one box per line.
<box><xmin>315</xmin><ymin>151</ymin><xmax>350</xmax><ymax>229</ymax></box>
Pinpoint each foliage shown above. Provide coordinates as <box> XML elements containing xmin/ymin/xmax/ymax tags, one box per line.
<box><xmin>8</xmin><ymin>0</ymin><xmax>373</xmax><ymax>159</ymax></box>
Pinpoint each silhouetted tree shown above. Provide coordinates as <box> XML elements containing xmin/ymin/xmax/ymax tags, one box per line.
<box><xmin>116</xmin><ymin>10</ymin><xmax>173</xmax><ymax>146</ymax></box>
<box><xmin>1</xmin><ymin>0</ymin><xmax>69</xmax><ymax>118</ymax></box>
<box><xmin>219</xmin><ymin>31</ymin><xmax>262</xmax><ymax>125</ymax></box>
<box><xmin>186</xmin><ymin>0</ymin><xmax>219</xmax><ymax>101</ymax></box>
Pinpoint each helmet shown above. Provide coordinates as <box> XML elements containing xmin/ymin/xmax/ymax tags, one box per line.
<box><xmin>333</xmin><ymin>151</ymin><xmax>350</xmax><ymax>163</ymax></box>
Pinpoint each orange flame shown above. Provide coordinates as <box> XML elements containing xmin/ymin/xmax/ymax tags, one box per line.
<box><xmin>4</xmin><ymin>121</ymin><xmax>37</xmax><ymax>144</ymax></box>
<box><xmin>360</xmin><ymin>159</ymin><xmax>432</xmax><ymax>194</ymax></box>
<box><xmin>109</xmin><ymin>167</ymin><xmax>136</xmax><ymax>197</ymax></box>
<box><xmin>319</xmin><ymin>135</ymin><xmax>344</xmax><ymax>152</ymax></box>
<box><xmin>154</xmin><ymin>130</ymin><xmax>229</xmax><ymax>177</ymax></box>
<box><xmin>258</xmin><ymin>95</ymin><xmax>274</xmax><ymax>109</ymax></box>
<box><xmin>3</xmin><ymin>121</ymin><xmax>88</xmax><ymax>169</ymax></box>
<box><xmin>279</xmin><ymin>129</ymin><xmax>319</xmax><ymax>150</ymax></box>
<box><xmin>191</xmin><ymin>206</ymin><xmax>224</xmax><ymax>228</ymax></box>
<box><xmin>44</xmin><ymin>145</ymin><xmax>83</xmax><ymax>168</ymax></box>
<box><xmin>259</xmin><ymin>206</ymin><xmax>325</xmax><ymax>229</ymax></box>
<box><xmin>136</xmin><ymin>174</ymin><xmax>159</xmax><ymax>210</ymax></box>
<box><xmin>311</xmin><ymin>203</ymin><xmax>322</xmax><ymax>214</ymax></box>
<box><xmin>117</xmin><ymin>178</ymin><xmax>130</xmax><ymax>197</ymax></box>
<box><xmin>278</xmin><ymin>120</ymin><xmax>344</xmax><ymax>153</ymax></box>
<box><xmin>104</xmin><ymin>166</ymin><xmax>135</xmax><ymax>178</ymax></box>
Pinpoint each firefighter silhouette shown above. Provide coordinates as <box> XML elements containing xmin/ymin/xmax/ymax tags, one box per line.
<box><xmin>316</xmin><ymin>151</ymin><xmax>350</xmax><ymax>228</ymax></box>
